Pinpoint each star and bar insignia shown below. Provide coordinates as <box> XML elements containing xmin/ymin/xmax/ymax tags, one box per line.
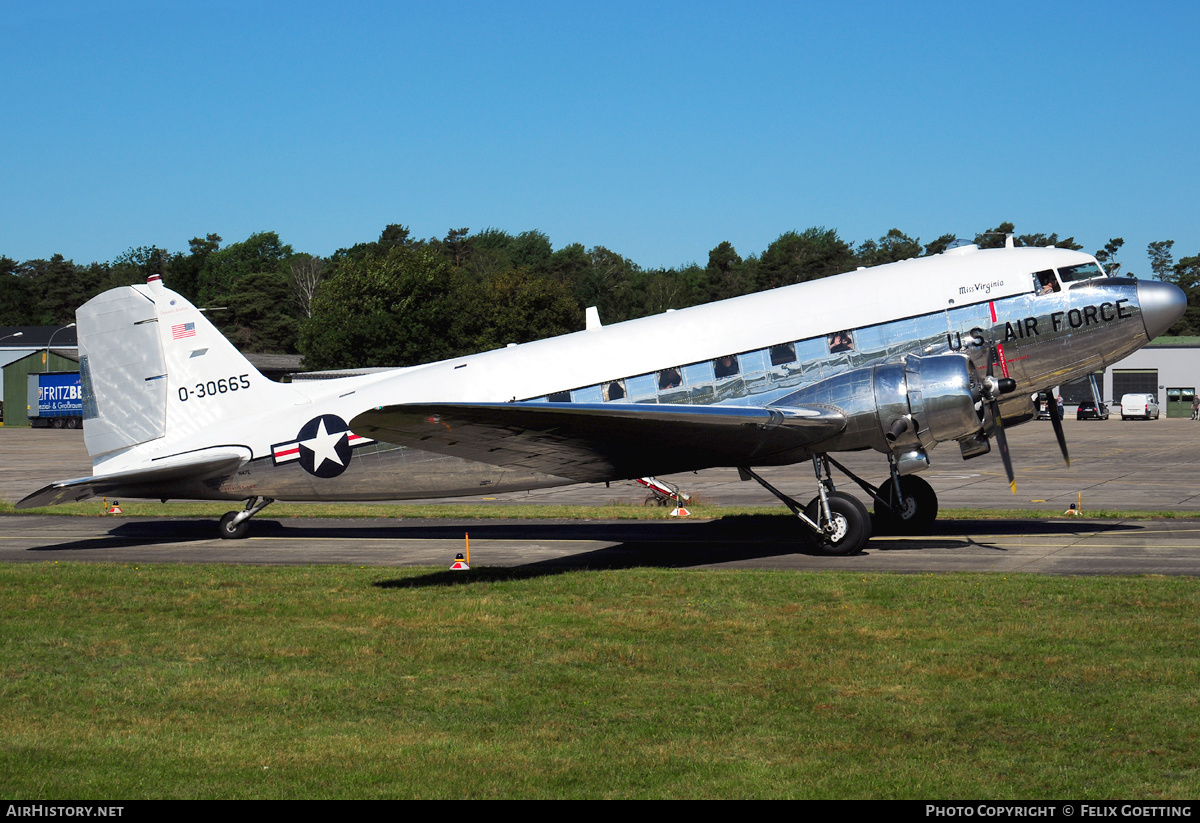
<box><xmin>270</xmin><ymin>414</ymin><xmax>374</xmax><ymax>478</ymax></box>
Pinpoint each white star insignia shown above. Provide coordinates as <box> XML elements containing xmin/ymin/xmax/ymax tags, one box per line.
<box><xmin>300</xmin><ymin>419</ymin><xmax>345</xmax><ymax>472</ymax></box>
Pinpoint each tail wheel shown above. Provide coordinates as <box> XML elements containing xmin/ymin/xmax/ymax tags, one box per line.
<box><xmin>804</xmin><ymin>492</ymin><xmax>871</xmax><ymax>556</ymax></box>
<box><xmin>874</xmin><ymin>475</ymin><xmax>938</xmax><ymax>534</ymax></box>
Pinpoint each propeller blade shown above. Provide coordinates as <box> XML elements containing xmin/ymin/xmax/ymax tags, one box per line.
<box><xmin>992</xmin><ymin>405</ymin><xmax>1016</xmax><ymax>494</ymax></box>
<box><xmin>1047</xmin><ymin>391</ymin><xmax>1070</xmax><ymax>467</ymax></box>
<box><xmin>985</xmin><ymin>340</ymin><xmax>1016</xmax><ymax>493</ymax></box>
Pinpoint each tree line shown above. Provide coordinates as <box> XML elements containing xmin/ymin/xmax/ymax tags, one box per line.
<box><xmin>3</xmin><ymin>222</ymin><xmax>1198</xmax><ymax>371</ymax></box>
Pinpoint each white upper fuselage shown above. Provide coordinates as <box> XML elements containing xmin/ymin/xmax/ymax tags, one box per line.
<box><xmin>349</xmin><ymin>245</ymin><xmax>1082</xmax><ymax>403</ymax></box>
<box><xmin>94</xmin><ymin>244</ymin><xmax>1114</xmax><ymax>477</ymax></box>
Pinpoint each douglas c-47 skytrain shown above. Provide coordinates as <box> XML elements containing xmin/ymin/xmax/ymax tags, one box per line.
<box><xmin>19</xmin><ymin>240</ymin><xmax>1187</xmax><ymax>555</ymax></box>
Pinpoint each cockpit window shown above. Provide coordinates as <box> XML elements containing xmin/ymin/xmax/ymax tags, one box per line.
<box><xmin>1033</xmin><ymin>269</ymin><xmax>1060</xmax><ymax>295</ymax></box>
<box><xmin>1059</xmin><ymin>262</ymin><xmax>1105</xmax><ymax>282</ymax></box>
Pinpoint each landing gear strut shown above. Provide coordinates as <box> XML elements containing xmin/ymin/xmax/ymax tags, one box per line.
<box><xmin>741</xmin><ymin>457</ymin><xmax>872</xmax><ymax>556</ymax></box>
<box><xmin>804</xmin><ymin>491</ymin><xmax>872</xmax><ymax>556</ymax></box>
<box><xmin>873</xmin><ymin>470</ymin><xmax>938</xmax><ymax>535</ymax></box>
<box><xmin>218</xmin><ymin>496</ymin><xmax>274</xmax><ymax>539</ymax></box>
<box><xmin>823</xmin><ymin>453</ymin><xmax>940</xmax><ymax>536</ymax></box>
<box><xmin>741</xmin><ymin>453</ymin><xmax>942</xmax><ymax>553</ymax></box>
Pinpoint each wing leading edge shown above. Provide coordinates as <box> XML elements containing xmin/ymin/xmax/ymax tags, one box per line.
<box><xmin>350</xmin><ymin>402</ymin><xmax>846</xmax><ymax>483</ymax></box>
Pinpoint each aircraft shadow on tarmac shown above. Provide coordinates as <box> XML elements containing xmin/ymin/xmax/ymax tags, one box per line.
<box><xmin>373</xmin><ymin>519</ymin><xmax>1145</xmax><ymax>587</ymax></box>
<box><xmin>26</xmin><ymin>516</ymin><xmax>1144</xmax><ymax>584</ymax></box>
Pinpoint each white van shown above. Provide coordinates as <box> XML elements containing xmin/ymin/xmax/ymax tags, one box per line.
<box><xmin>1120</xmin><ymin>393</ymin><xmax>1160</xmax><ymax>420</ymax></box>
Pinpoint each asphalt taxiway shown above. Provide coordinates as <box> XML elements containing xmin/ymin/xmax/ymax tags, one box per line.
<box><xmin>5</xmin><ymin>513</ymin><xmax>1200</xmax><ymax>575</ymax></box>
<box><xmin>3</xmin><ymin>418</ymin><xmax>1200</xmax><ymax>573</ymax></box>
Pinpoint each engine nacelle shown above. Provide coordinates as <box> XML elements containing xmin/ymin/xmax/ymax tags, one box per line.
<box><xmin>773</xmin><ymin>354</ymin><xmax>986</xmax><ymax>467</ymax></box>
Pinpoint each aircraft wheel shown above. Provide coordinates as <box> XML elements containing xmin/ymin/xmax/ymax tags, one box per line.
<box><xmin>218</xmin><ymin>511</ymin><xmax>251</xmax><ymax>539</ymax></box>
<box><xmin>804</xmin><ymin>492</ymin><xmax>871</xmax><ymax>556</ymax></box>
<box><xmin>874</xmin><ymin>475</ymin><xmax>938</xmax><ymax>534</ymax></box>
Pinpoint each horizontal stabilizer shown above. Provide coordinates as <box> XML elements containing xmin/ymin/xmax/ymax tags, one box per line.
<box><xmin>350</xmin><ymin>402</ymin><xmax>845</xmax><ymax>483</ymax></box>
<box><xmin>16</xmin><ymin>448</ymin><xmax>250</xmax><ymax>509</ymax></box>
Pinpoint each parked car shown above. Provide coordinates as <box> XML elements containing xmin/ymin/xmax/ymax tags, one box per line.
<box><xmin>1120</xmin><ymin>393</ymin><xmax>1160</xmax><ymax>420</ymax></box>
<box><xmin>1076</xmin><ymin>400</ymin><xmax>1110</xmax><ymax>420</ymax></box>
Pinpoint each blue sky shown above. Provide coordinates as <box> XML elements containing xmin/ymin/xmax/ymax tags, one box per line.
<box><xmin>2</xmin><ymin>1</ymin><xmax>1197</xmax><ymax>275</ymax></box>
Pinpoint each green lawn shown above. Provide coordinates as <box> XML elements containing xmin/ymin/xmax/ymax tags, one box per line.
<box><xmin>2</xmin><ymin>563</ymin><xmax>1197</xmax><ymax>799</ymax></box>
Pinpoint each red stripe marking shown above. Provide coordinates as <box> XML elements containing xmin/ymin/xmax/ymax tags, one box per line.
<box><xmin>988</xmin><ymin>301</ymin><xmax>1011</xmax><ymax>378</ymax></box>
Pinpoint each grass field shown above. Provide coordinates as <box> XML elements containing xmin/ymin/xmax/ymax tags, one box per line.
<box><xmin>2</xmin><ymin>563</ymin><xmax>1197</xmax><ymax>799</ymax></box>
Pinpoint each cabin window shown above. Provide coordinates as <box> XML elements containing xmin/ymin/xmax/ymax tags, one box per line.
<box><xmin>571</xmin><ymin>385</ymin><xmax>603</xmax><ymax>403</ymax></box>
<box><xmin>738</xmin><ymin>349</ymin><xmax>767</xmax><ymax>377</ymax></box>
<box><xmin>827</xmin><ymin>330</ymin><xmax>855</xmax><ymax>353</ymax></box>
<box><xmin>625</xmin><ymin>374</ymin><xmax>659</xmax><ymax>401</ymax></box>
<box><xmin>713</xmin><ymin>354</ymin><xmax>740</xmax><ymax>379</ymax></box>
<box><xmin>658</xmin><ymin>367</ymin><xmax>683</xmax><ymax>390</ymax></box>
<box><xmin>547</xmin><ymin>391</ymin><xmax>571</xmax><ymax>403</ymax></box>
<box><xmin>854</xmin><ymin>324</ymin><xmax>890</xmax><ymax>357</ymax></box>
<box><xmin>791</xmin><ymin>337</ymin><xmax>825</xmax><ymax>370</ymax></box>
<box><xmin>682</xmin><ymin>362</ymin><xmax>715</xmax><ymax>386</ymax></box>
<box><xmin>603</xmin><ymin>380</ymin><xmax>627</xmax><ymax>401</ymax></box>
<box><xmin>769</xmin><ymin>343</ymin><xmax>796</xmax><ymax>366</ymax></box>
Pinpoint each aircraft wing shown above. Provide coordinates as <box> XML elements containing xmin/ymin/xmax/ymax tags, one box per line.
<box><xmin>350</xmin><ymin>402</ymin><xmax>846</xmax><ymax>483</ymax></box>
<box><xmin>16</xmin><ymin>448</ymin><xmax>250</xmax><ymax>509</ymax></box>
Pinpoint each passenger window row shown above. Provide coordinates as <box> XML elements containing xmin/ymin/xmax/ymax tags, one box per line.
<box><xmin>527</xmin><ymin>299</ymin><xmax>1017</xmax><ymax>407</ymax></box>
<box><xmin>528</xmin><ymin>325</ymin><xmax>895</xmax><ymax>407</ymax></box>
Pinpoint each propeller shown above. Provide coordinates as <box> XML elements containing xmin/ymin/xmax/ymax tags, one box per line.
<box><xmin>1046</xmin><ymin>390</ymin><xmax>1070</xmax><ymax>467</ymax></box>
<box><xmin>982</xmin><ymin>342</ymin><xmax>1018</xmax><ymax>494</ymax></box>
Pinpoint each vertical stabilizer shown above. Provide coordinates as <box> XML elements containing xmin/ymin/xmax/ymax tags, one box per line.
<box><xmin>79</xmin><ymin>276</ymin><xmax>304</xmax><ymax>463</ymax></box>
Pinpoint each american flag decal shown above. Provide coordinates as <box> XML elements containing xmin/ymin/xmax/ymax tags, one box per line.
<box><xmin>172</xmin><ymin>322</ymin><xmax>196</xmax><ymax>340</ymax></box>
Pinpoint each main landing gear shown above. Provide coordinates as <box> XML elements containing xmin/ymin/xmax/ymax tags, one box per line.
<box><xmin>873</xmin><ymin>474</ymin><xmax>938</xmax><ymax>534</ymax></box>
<box><xmin>218</xmin><ymin>496</ymin><xmax>274</xmax><ymax>539</ymax></box>
<box><xmin>740</xmin><ymin>454</ymin><xmax>939</xmax><ymax>555</ymax></box>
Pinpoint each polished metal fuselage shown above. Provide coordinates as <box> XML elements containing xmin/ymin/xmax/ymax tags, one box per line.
<box><xmin>196</xmin><ymin>276</ymin><xmax>1154</xmax><ymax>503</ymax></box>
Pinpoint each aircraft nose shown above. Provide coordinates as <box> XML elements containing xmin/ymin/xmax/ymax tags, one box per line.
<box><xmin>1137</xmin><ymin>279</ymin><xmax>1187</xmax><ymax>340</ymax></box>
